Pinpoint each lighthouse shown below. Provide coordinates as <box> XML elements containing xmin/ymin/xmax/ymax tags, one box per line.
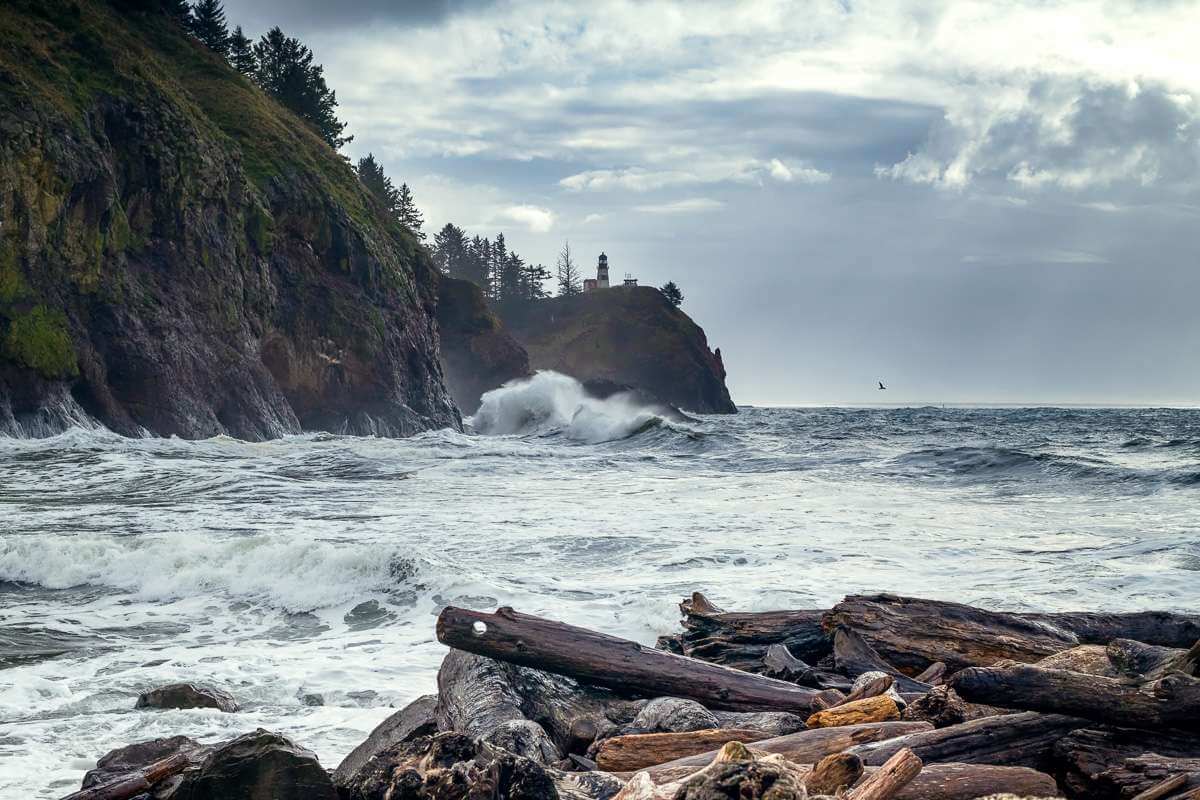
<box><xmin>596</xmin><ymin>252</ymin><xmax>610</xmax><ymax>289</ymax></box>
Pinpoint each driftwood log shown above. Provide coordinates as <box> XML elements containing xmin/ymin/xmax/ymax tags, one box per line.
<box><xmin>437</xmin><ymin>606</ymin><xmax>820</xmax><ymax>713</ymax></box>
<box><xmin>832</xmin><ymin>627</ymin><xmax>932</xmax><ymax>693</ymax></box>
<box><xmin>805</xmin><ymin>752</ymin><xmax>865</xmax><ymax>795</ymax></box>
<box><xmin>632</xmin><ymin>721</ymin><xmax>932</xmax><ymax>780</ymax></box>
<box><xmin>952</xmin><ymin>663</ymin><xmax>1200</xmax><ymax>731</ymax></box>
<box><xmin>1054</xmin><ymin>727</ymin><xmax>1200</xmax><ymax>798</ymax></box>
<box><xmin>845</xmin><ymin>711</ymin><xmax>1084</xmax><ymax>770</ymax></box>
<box><xmin>807</xmin><ymin>695</ymin><xmax>901</xmax><ymax>729</ymax></box>
<box><xmin>61</xmin><ymin>753</ymin><xmax>189</xmax><ymax>800</ymax></box>
<box><xmin>655</xmin><ymin>593</ymin><xmax>832</xmax><ymax>671</ymax></box>
<box><xmin>847</xmin><ymin>748</ymin><xmax>922</xmax><ymax>800</ymax></box>
<box><xmin>594</xmin><ymin>728</ymin><xmax>773</xmax><ymax>772</ymax></box>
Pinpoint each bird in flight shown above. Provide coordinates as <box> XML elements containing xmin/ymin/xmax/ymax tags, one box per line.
<box><xmin>878</xmin><ymin>381</ymin><xmax>887</xmax><ymax>390</ymax></box>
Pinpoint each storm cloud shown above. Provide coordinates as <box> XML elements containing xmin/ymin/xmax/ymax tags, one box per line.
<box><xmin>223</xmin><ymin>0</ymin><xmax>1200</xmax><ymax>405</ymax></box>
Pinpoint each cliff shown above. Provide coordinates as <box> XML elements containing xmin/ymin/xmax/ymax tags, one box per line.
<box><xmin>0</xmin><ymin>0</ymin><xmax>459</xmax><ymax>438</ymax></box>
<box><xmin>435</xmin><ymin>276</ymin><xmax>529</xmax><ymax>415</ymax></box>
<box><xmin>503</xmin><ymin>286</ymin><xmax>736</xmax><ymax>414</ymax></box>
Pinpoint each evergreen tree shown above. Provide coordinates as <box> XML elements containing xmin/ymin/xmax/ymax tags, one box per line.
<box><xmin>162</xmin><ymin>0</ymin><xmax>191</xmax><ymax>28</ymax></box>
<box><xmin>395</xmin><ymin>183</ymin><xmax>425</xmax><ymax>241</ymax></box>
<box><xmin>356</xmin><ymin>153</ymin><xmax>399</xmax><ymax>211</ymax></box>
<box><xmin>490</xmin><ymin>233</ymin><xmax>507</xmax><ymax>299</ymax></box>
<box><xmin>556</xmin><ymin>241</ymin><xmax>582</xmax><ymax>297</ymax></box>
<box><xmin>660</xmin><ymin>281</ymin><xmax>683</xmax><ymax>307</ymax></box>
<box><xmin>190</xmin><ymin>0</ymin><xmax>229</xmax><ymax>56</ymax></box>
<box><xmin>228</xmin><ymin>25</ymin><xmax>256</xmax><ymax>75</ymax></box>
<box><xmin>498</xmin><ymin>251</ymin><xmax>524</xmax><ymax>307</ymax></box>
<box><xmin>254</xmin><ymin>27</ymin><xmax>352</xmax><ymax>149</ymax></box>
<box><xmin>465</xmin><ymin>235</ymin><xmax>488</xmax><ymax>289</ymax></box>
<box><xmin>432</xmin><ymin>223</ymin><xmax>468</xmax><ymax>276</ymax></box>
<box><xmin>521</xmin><ymin>261</ymin><xmax>553</xmax><ymax>301</ymax></box>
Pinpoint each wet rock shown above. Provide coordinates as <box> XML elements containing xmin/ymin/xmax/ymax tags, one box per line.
<box><xmin>631</xmin><ymin>697</ymin><xmax>719</xmax><ymax>733</ymax></box>
<box><xmin>179</xmin><ymin>729</ymin><xmax>335</xmax><ymax>800</ymax></box>
<box><xmin>436</xmin><ymin>276</ymin><xmax>531</xmax><ymax>415</ymax></box>
<box><xmin>82</xmin><ymin>736</ymin><xmax>205</xmax><ymax>789</ymax></box>
<box><xmin>333</xmin><ymin>694</ymin><xmax>439</xmax><ymax>788</ymax></box>
<box><xmin>135</xmin><ymin>683</ymin><xmax>238</xmax><ymax>713</ymax></box>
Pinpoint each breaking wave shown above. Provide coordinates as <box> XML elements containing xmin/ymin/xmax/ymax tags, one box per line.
<box><xmin>470</xmin><ymin>371</ymin><xmax>682</xmax><ymax>443</ymax></box>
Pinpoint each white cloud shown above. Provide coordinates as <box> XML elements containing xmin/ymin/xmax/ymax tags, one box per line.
<box><xmin>560</xmin><ymin>159</ymin><xmax>829</xmax><ymax>192</ymax></box>
<box><xmin>1040</xmin><ymin>250</ymin><xmax>1109</xmax><ymax>265</ymax></box>
<box><xmin>633</xmin><ymin>197</ymin><xmax>725</xmax><ymax>215</ymax></box>
<box><xmin>493</xmin><ymin>204</ymin><xmax>557</xmax><ymax>233</ymax></box>
<box><xmin>583</xmin><ymin>213</ymin><xmax>607</xmax><ymax>224</ymax></box>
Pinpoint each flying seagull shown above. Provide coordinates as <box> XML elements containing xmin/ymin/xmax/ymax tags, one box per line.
<box><xmin>878</xmin><ymin>381</ymin><xmax>887</xmax><ymax>390</ymax></box>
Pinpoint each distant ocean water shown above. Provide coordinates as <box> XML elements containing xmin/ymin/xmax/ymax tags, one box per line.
<box><xmin>2</xmin><ymin>371</ymin><xmax>1198</xmax><ymax>797</ymax></box>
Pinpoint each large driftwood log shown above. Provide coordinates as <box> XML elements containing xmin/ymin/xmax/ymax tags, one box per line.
<box><xmin>1095</xmin><ymin>755</ymin><xmax>1200</xmax><ymax>799</ymax></box>
<box><xmin>805</xmin><ymin>752</ymin><xmax>865</xmax><ymax>795</ymax></box>
<box><xmin>61</xmin><ymin>753</ymin><xmax>189</xmax><ymax>800</ymax></box>
<box><xmin>952</xmin><ymin>663</ymin><xmax>1200</xmax><ymax>731</ymax></box>
<box><xmin>595</xmin><ymin>728</ymin><xmax>773</xmax><ymax>772</ymax></box>
<box><xmin>832</xmin><ymin>627</ymin><xmax>932</xmax><ymax>693</ymax></box>
<box><xmin>656</xmin><ymin>593</ymin><xmax>832</xmax><ymax>671</ymax></box>
<box><xmin>437</xmin><ymin>607</ymin><xmax>820</xmax><ymax>713</ymax></box>
<box><xmin>637</xmin><ymin>721</ymin><xmax>933</xmax><ymax>779</ymax></box>
<box><xmin>845</xmin><ymin>711</ymin><xmax>1084</xmax><ymax>770</ymax></box>
<box><xmin>1053</xmin><ymin>728</ymin><xmax>1200</xmax><ymax>799</ymax></box>
<box><xmin>1021</xmin><ymin>611</ymin><xmax>1200</xmax><ymax>649</ymax></box>
<box><xmin>806</xmin><ymin>695</ymin><xmax>901</xmax><ymax>729</ymax></box>
<box><xmin>847</xmin><ymin>748</ymin><xmax>922</xmax><ymax>800</ymax></box>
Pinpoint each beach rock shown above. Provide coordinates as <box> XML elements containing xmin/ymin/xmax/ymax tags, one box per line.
<box><xmin>674</xmin><ymin>759</ymin><xmax>807</xmax><ymax>799</ymax></box>
<box><xmin>333</xmin><ymin>694</ymin><xmax>439</xmax><ymax>788</ymax></box>
<box><xmin>82</xmin><ymin>735</ymin><xmax>205</xmax><ymax>789</ymax></box>
<box><xmin>901</xmin><ymin>686</ymin><xmax>1008</xmax><ymax>728</ymax></box>
<box><xmin>1035</xmin><ymin>644</ymin><xmax>1120</xmax><ymax>677</ymax></box>
<box><xmin>135</xmin><ymin>683</ymin><xmax>238</xmax><ymax>713</ymax></box>
<box><xmin>179</xmin><ymin>729</ymin><xmax>335</xmax><ymax>800</ymax></box>
<box><xmin>502</xmin><ymin>285</ymin><xmax>736</xmax><ymax>414</ymax></box>
<box><xmin>631</xmin><ymin>697</ymin><xmax>720</xmax><ymax>733</ymax></box>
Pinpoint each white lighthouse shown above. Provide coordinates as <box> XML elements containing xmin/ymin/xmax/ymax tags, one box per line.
<box><xmin>596</xmin><ymin>252</ymin><xmax>610</xmax><ymax>288</ymax></box>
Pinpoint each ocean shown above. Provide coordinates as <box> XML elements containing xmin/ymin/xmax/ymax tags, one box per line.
<box><xmin>2</xmin><ymin>371</ymin><xmax>1198</xmax><ymax>797</ymax></box>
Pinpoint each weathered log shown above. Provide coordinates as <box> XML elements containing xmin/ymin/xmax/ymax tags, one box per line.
<box><xmin>1038</xmin><ymin>644</ymin><xmax>1122</xmax><ymax>677</ymax></box>
<box><xmin>1054</xmin><ymin>728</ymin><xmax>1200</xmax><ymax>799</ymax></box>
<box><xmin>914</xmin><ymin>662</ymin><xmax>947</xmax><ymax>685</ymax></box>
<box><xmin>1107</xmin><ymin>638</ymin><xmax>1200</xmax><ymax>681</ymax></box>
<box><xmin>805</xmin><ymin>752</ymin><xmax>865</xmax><ymax>795</ymax></box>
<box><xmin>845</xmin><ymin>711</ymin><xmax>1084</xmax><ymax>771</ymax></box>
<box><xmin>827</xmin><ymin>594</ymin><xmax>1200</xmax><ymax>673</ymax></box>
<box><xmin>807</xmin><ymin>695</ymin><xmax>901</xmax><ymax>729</ymax></box>
<box><xmin>762</xmin><ymin>644</ymin><xmax>814</xmax><ymax>683</ymax></box>
<box><xmin>952</xmin><ymin>663</ymin><xmax>1200</xmax><ymax>730</ymax></box>
<box><xmin>847</xmin><ymin>748</ymin><xmax>922</xmax><ymax>800</ymax></box>
<box><xmin>61</xmin><ymin>753</ymin><xmax>189</xmax><ymax>800</ymax></box>
<box><xmin>833</xmin><ymin>627</ymin><xmax>932</xmax><ymax>693</ymax></box>
<box><xmin>900</xmin><ymin>685</ymin><xmax>1009</xmax><ymax>728</ymax></box>
<box><xmin>638</xmin><ymin>721</ymin><xmax>933</xmax><ymax>779</ymax></box>
<box><xmin>838</xmin><ymin>673</ymin><xmax>895</xmax><ymax>706</ymax></box>
<box><xmin>437</xmin><ymin>607</ymin><xmax>820</xmax><ymax>713</ymax></box>
<box><xmin>811</xmin><ymin>689</ymin><xmax>847</xmax><ymax>712</ymax></box>
<box><xmin>594</xmin><ymin>728</ymin><xmax>772</xmax><ymax>772</ymax></box>
<box><xmin>1131</xmin><ymin>774</ymin><xmax>1192</xmax><ymax>800</ymax></box>
<box><xmin>1095</xmin><ymin>755</ymin><xmax>1200</xmax><ymax>799</ymax></box>
<box><xmin>656</xmin><ymin>593</ymin><xmax>832</xmax><ymax>671</ymax></box>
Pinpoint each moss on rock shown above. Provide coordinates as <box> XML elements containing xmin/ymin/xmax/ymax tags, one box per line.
<box><xmin>3</xmin><ymin>305</ymin><xmax>77</xmax><ymax>378</ymax></box>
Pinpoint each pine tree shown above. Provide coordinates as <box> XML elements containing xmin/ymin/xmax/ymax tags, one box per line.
<box><xmin>254</xmin><ymin>27</ymin><xmax>352</xmax><ymax>150</ymax></box>
<box><xmin>228</xmin><ymin>26</ymin><xmax>256</xmax><ymax>75</ymax></box>
<box><xmin>395</xmin><ymin>183</ymin><xmax>425</xmax><ymax>241</ymax></box>
<box><xmin>356</xmin><ymin>153</ymin><xmax>399</xmax><ymax>211</ymax></box>
<box><xmin>465</xmin><ymin>235</ymin><xmax>488</xmax><ymax>289</ymax></box>
<box><xmin>521</xmin><ymin>261</ymin><xmax>552</xmax><ymax>301</ymax></box>
<box><xmin>433</xmin><ymin>223</ymin><xmax>469</xmax><ymax>276</ymax></box>
<box><xmin>162</xmin><ymin>0</ymin><xmax>191</xmax><ymax>28</ymax></box>
<box><xmin>190</xmin><ymin>0</ymin><xmax>229</xmax><ymax>56</ymax></box>
<box><xmin>660</xmin><ymin>281</ymin><xmax>683</xmax><ymax>307</ymax></box>
<box><xmin>499</xmin><ymin>251</ymin><xmax>524</xmax><ymax>307</ymax></box>
<box><xmin>556</xmin><ymin>241</ymin><xmax>582</xmax><ymax>297</ymax></box>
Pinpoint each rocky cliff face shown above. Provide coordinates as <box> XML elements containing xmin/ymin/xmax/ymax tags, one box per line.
<box><xmin>0</xmin><ymin>0</ymin><xmax>459</xmax><ymax>438</ymax></box>
<box><xmin>503</xmin><ymin>286</ymin><xmax>736</xmax><ymax>414</ymax></box>
<box><xmin>435</xmin><ymin>276</ymin><xmax>529</xmax><ymax>415</ymax></box>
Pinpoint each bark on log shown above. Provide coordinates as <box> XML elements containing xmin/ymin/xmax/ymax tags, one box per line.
<box><xmin>914</xmin><ymin>662</ymin><xmax>947</xmax><ymax>685</ymax></box>
<box><xmin>952</xmin><ymin>663</ymin><xmax>1200</xmax><ymax>731</ymax></box>
<box><xmin>827</xmin><ymin>594</ymin><xmax>1200</xmax><ymax>674</ymax></box>
<box><xmin>845</xmin><ymin>711</ymin><xmax>1084</xmax><ymax>771</ymax></box>
<box><xmin>1095</xmin><ymin>755</ymin><xmax>1200</xmax><ymax>800</ymax></box>
<box><xmin>656</xmin><ymin>593</ymin><xmax>832</xmax><ymax>671</ymax></box>
<box><xmin>806</xmin><ymin>695</ymin><xmax>901</xmax><ymax>729</ymax></box>
<box><xmin>833</xmin><ymin>627</ymin><xmax>932</xmax><ymax>693</ymax></box>
<box><xmin>61</xmin><ymin>753</ymin><xmax>189</xmax><ymax>800</ymax></box>
<box><xmin>637</xmin><ymin>721</ymin><xmax>933</xmax><ymax>779</ymax></box>
<box><xmin>1054</xmin><ymin>728</ymin><xmax>1200</xmax><ymax>800</ymax></box>
<box><xmin>811</xmin><ymin>689</ymin><xmax>847</xmax><ymax>712</ymax></box>
<box><xmin>594</xmin><ymin>729</ymin><xmax>773</xmax><ymax>772</ymax></box>
<box><xmin>805</xmin><ymin>752</ymin><xmax>865</xmax><ymax>795</ymax></box>
<box><xmin>1131</xmin><ymin>774</ymin><xmax>1191</xmax><ymax>800</ymax></box>
<box><xmin>437</xmin><ymin>606</ymin><xmax>820</xmax><ymax>713</ymax></box>
<box><xmin>1107</xmin><ymin>638</ymin><xmax>1200</xmax><ymax>681</ymax></box>
<box><xmin>847</xmin><ymin>748</ymin><xmax>922</xmax><ymax>800</ymax></box>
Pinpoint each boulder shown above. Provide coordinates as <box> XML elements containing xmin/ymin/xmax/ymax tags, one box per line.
<box><xmin>333</xmin><ymin>694</ymin><xmax>438</xmax><ymax>788</ymax></box>
<box><xmin>135</xmin><ymin>683</ymin><xmax>238</xmax><ymax>713</ymax></box>
<box><xmin>82</xmin><ymin>736</ymin><xmax>205</xmax><ymax>790</ymax></box>
<box><xmin>178</xmin><ymin>729</ymin><xmax>336</xmax><ymax>800</ymax></box>
<box><xmin>631</xmin><ymin>697</ymin><xmax>719</xmax><ymax>733</ymax></box>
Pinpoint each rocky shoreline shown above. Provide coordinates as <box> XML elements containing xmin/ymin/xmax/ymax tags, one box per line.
<box><xmin>63</xmin><ymin>593</ymin><xmax>1200</xmax><ymax>800</ymax></box>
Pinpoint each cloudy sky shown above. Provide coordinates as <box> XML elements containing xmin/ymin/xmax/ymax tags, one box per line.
<box><xmin>225</xmin><ymin>0</ymin><xmax>1200</xmax><ymax>405</ymax></box>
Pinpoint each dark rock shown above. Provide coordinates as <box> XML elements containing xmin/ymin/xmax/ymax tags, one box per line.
<box><xmin>502</xmin><ymin>286</ymin><xmax>736</xmax><ymax>414</ymax></box>
<box><xmin>333</xmin><ymin>694</ymin><xmax>439</xmax><ymax>788</ymax></box>
<box><xmin>135</xmin><ymin>683</ymin><xmax>238</xmax><ymax>713</ymax></box>
<box><xmin>82</xmin><ymin>736</ymin><xmax>205</xmax><ymax>789</ymax></box>
<box><xmin>178</xmin><ymin>729</ymin><xmax>336</xmax><ymax>800</ymax></box>
<box><xmin>435</xmin><ymin>276</ymin><xmax>530</xmax><ymax>415</ymax></box>
<box><xmin>630</xmin><ymin>697</ymin><xmax>719</xmax><ymax>733</ymax></box>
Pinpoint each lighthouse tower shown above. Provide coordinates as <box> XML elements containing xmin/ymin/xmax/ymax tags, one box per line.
<box><xmin>596</xmin><ymin>252</ymin><xmax>610</xmax><ymax>288</ymax></box>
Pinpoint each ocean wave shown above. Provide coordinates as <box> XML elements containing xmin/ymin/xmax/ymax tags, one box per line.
<box><xmin>0</xmin><ymin>535</ymin><xmax>424</xmax><ymax>613</ymax></box>
<box><xmin>470</xmin><ymin>371</ymin><xmax>686</xmax><ymax>444</ymax></box>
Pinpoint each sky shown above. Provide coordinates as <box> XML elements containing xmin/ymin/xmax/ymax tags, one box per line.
<box><xmin>222</xmin><ymin>0</ymin><xmax>1200</xmax><ymax>406</ymax></box>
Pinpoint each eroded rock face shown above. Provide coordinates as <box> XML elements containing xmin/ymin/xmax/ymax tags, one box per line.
<box><xmin>435</xmin><ymin>276</ymin><xmax>530</xmax><ymax>415</ymax></box>
<box><xmin>135</xmin><ymin>683</ymin><xmax>239</xmax><ymax>713</ymax></box>
<box><xmin>0</xmin><ymin>1</ymin><xmax>459</xmax><ymax>439</ymax></box>
<box><xmin>178</xmin><ymin>729</ymin><xmax>336</xmax><ymax>800</ymax></box>
<box><xmin>502</xmin><ymin>286</ymin><xmax>736</xmax><ymax>414</ymax></box>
